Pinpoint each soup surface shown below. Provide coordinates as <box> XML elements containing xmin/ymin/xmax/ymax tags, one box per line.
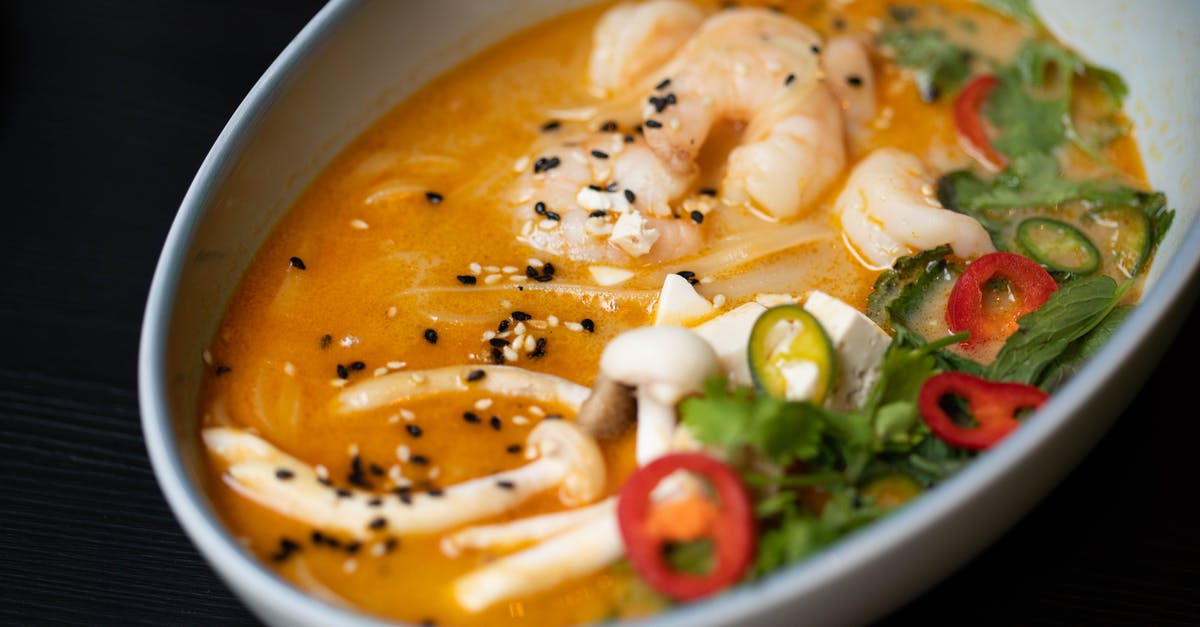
<box><xmin>197</xmin><ymin>1</ymin><xmax>1162</xmax><ymax>625</ymax></box>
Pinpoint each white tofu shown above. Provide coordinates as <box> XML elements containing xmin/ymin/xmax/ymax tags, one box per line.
<box><xmin>609</xmin><ymin>211</ymin><xmax>660</xmax><ymax>257</ymax></box>
<box><xmin>803</xmin><ymin>290</ymin><xmax>891</xmax><ymax>412</ymax></box>
<box><xmin>653</xmin><ymin>273</ymin><xmax>713</xmax><ymax>327</ymax></box>
<box><xmin>691</xmin><ymin>302</ymin><xmax>767</xmax><ymax>387</ymax></box>
<box><xmin>588</xmin><ymin>265</ymin><xmax>634</xmax><ymax>286</ymax></box>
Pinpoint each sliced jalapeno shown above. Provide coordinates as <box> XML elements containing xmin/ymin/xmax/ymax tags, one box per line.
<box><xmin>747</xmin><ymin>305</ymin><xmax>836</xmax><ymax>403</ymax></box>
<box><xmin>1085</xmin><ymin>206</ymin><xmax>1152</xmax><ymax>278</ymax></box>
<box><xmin>1016</xmin><ymin>217</ymin><xmax>1100</xmax><ymax>275</ymax></box>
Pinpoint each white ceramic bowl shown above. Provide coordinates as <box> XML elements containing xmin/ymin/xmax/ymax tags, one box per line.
<box><xmin>138</xmin><ymin>2</ymin><xmax>1200</xmax><ymax>626</ymax></box>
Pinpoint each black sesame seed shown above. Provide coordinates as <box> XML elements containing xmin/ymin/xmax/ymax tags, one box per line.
<box><xmin>690</xmin><ymin>210</ymin><xmax>705</xmax><ymax>224</ymax></box>
<box><xmin>581</xmin><ymin>318</ymin><xmax>595</xmax><ymax>333</ymax></box>
<box><xmin>424</xmin><ymin>328</ymin><xmax>438</xmax><ymax>344</ymax></box>
<box><xmin>534</xmin><ymin>201</ymin><xmax>547</xmax><ymax>215</ymax></box>
<box><xmin>833</xmin><ymin>16</ymin><xmax>846</xmax><ymax>30</ymax></box>
<box><xmin>345</xmin><ymin>541</ymin><xmax>361</xmax><ymax>554</ymax></box>
<box><xmin>490</xmin><ymin>348</ymin><xmax>505</xmax><ymax>364</ymax></box>
<box><xmin>214</xmin><ymin>365</ymin><xmax>232</xmax><ymax>376</ymax></box>
<box><xmin>655</xmin><ymin>77</ymin><xmax>672</xmax><ymax>90</ymax></box>
<box><xmin>699</xmin><ymin>188</ymin><xmax>717</xmax><ymax>196</ymax></box>
<box><xmin>496</xmin><ymin>480</ymin><xmax>516</xmax><ymax>490</ymax></box>
<box><xmin>289</xmin><ymin>256</ymin><xmax>307</xmax><ymax>270</ymax></box>
<box><xmin>406</xmin><ymin>424</ymin><xmax>423</xmax><ymax>437</ymax></box>
<box><xmin>590</xmin><ymin>149</ymin><xmax>609</xmax><ymax>160</ymax></box>
<box><xmin>605</xmin><ymin>181</ymin><xmax>619</xmax><ymax>192</ymax></box>
<box><xmin>395</xmin><ymin>487</ymin><xmax>413</xmax><ymax>505</ymax></box>
<box><xmin>506</xmin><ymin>444</ymin><xmax>522</xmax><ymax>454</ymax></box>
<box><xmin>337</xmin><ymin>364</ymin><xmax>349</xmax><ymax>379</ymax></box>
<box><xmin>311</xmin><ymin>530</ymin><xmax>325</xmax><ymax>544</ymax></box>
<box><xmin>370</xmin><ymin>463</ymin><xmax>385</xmax><ymax>476</ymax></box>
<box><xmin>588</xmin><ymin>209</ymin><xmax>608</xmax><ymax>218</ymax></box>
<box><xmin>463</xmin><ymin>411</ymin><xmax>481</xmax><ymax>424</ymax></box>
<box><xmin>349</xmin><ymin>361</ymin><xmax>365</xmax><ymax>371</ymax></box>
<box><xmin>533</xmin><ymin>156</ymin><xmax>561</xmax><ymax>173</ymax></box>
<box><xmin>512</xmin><ymin>311</ymin><xmax>532</xmax><ymax>321</ymax></box>
<box><xmin>466</xmin><ymin>369</ymin><xmax>486</xmax><ymax>382</ymax></box>
<box><xmin>785</xmin><ymin>73</ymin><xmax>796</xmax><ymax>86</ymax></box>
<box><xmin>545</xmin><ymin>211</ymin><xmax>561</xmax><ymax>221</ymax></box>
<box><xmin>526</xmin><ymin>265</ymin><xmax>539</xmax><ymax>278</ymax></box>
<box><xmin>369</xmin><ymin>517</ymin><xmax>387</xmax><ymax>530</ymax></box>
<box><xmin>624</xmin><ymin>189</ymin><xmax>636</xmax><ymax>203</ymax></box>
<box><xmin>497</xmin><ymin>319</ymin><xmax>511</xmax><ymax>333</ymax></box>
<box><xmin>529</xmin><ymin>337</ymin><xmax>547</xmax><ymax>358</ymax></box>
<box><xmin>541</xmin><ymin>119</ymin><xmax>561</xmax><ymax>132</ymax></box>
<box><xmin>846</xmin><ymin>74</ymin><xmax>864</xmax><ymax>87</ymax></box>
<box><xmin>488</xmin><ymin>338</ymin><xmax>510</xmax><ymax>347</ymax></box>
<box><xmin>410</xmin><ymin>455</ymin><xmax>429</xmax><ymax>466</ymax></box>
<box><xmin>624</xmin><ymin>134</ymin><xmax>636</xmax><ymax>143</ymax></box>
<box><xmin>544</xmin><ymin>414</ymin><xmax>563</xmax><ymax>420</ymax></box>
<box><xmin>368</xmin><ymin>497</ymin><xmax>383</xmax><ymax>507</ymax></box>
<box><xmin>320</xmin><ymin>334</ymin><xmax>333</xmax><ymax>349</ymax></box>
<box><xmin>317</xmin><ymin>477</ymin><xmax>333</xmax><ymax>487</ymax></box>
<box><xmin>335</xmin><ymin>488</ymin><xmax>353</xmax><ymax>498</ymax></box>
<box><xmin>426</xmin><ymin>488</ymin><xmax>444</xmax><ymax>498</ymax></box>
<box><xmin>688</xmin><ymin>278</ymin><xmax>700</xmax><ymax>285</ymax></box>
<box><xmin>275</xmin><ymin>468</ymin><xmax>294</xmax><ymax>480</ymax></box>
<box><xmin>384</xmin><ymin>537</ymin><xmax>399</xmax><ymax>552</ymax></box>
<box><xmin>648</xmin><ymin>93</ymin><xmax>677</xmax><ymax>113</ymax></box>
<box><xmin>588</xmin><ymin>183</ymin><xmax>603</xmax><ymax>192</ymax></box>
<box><xmin>811</xmin><ymin>44</ymin><xmax>821</xmax><ymax>54</ymax></box>
<box><xmin>644</xmin><ymin>119</ymin><xmax>663</xmax><ymax>129</ymax></box>
<box><xmin>635</xmin><ymin>124</ymin><xmax>644</xmax><ymax>135</ymax></box>
<box><xmin>535</xmin><ymin>274</ymin><xmax>553</xmax><ymax>283</ymax></box>
<box><xmin>542</xmin><ymin>263</ymin><xmax>555</xmax><ymax>276</ymax></box>
<box><xmin>456</xmin><ymin>274</ymin><xmax>477</xmax><ymax>285</ymax></box>
<box><xmin>425</xmin><ymin>191</ymin><xmax>443</xmax><ymax>204</ymax></box>
<box><xmin>600</xmin><ymin>120</ymin><xmax>618</xmax><ymax>132</ymax></box>
<box><xmin>489</xmin><ymin>416</ymin><xmax>502</xmax><ymax>430</ymax></box>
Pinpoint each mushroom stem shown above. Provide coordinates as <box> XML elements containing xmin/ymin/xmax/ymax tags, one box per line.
<box><xmin>203</xmin><ymin>420</ymin><xmax>605</xmax><ymax>539</ymax></box>
<box><xmin>440</xmin><ymin>497</ymin><xmax>616</xmax><ymax>557</ymax></box>
<box><xmin>634</xmin><ymin>384</ymin><xmax>680</xmax><ymax>465</ymax></box>
<box><xmin>332</xmin><ymin>365</ymin><xmax>591</xmax><ymax>414</ymax></box>
<box><xmin>453</xmin><ymin>510</ymin><xmax>624</xmax><ymax>613</ymax></box>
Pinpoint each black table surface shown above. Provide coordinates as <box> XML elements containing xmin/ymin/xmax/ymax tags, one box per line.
<box><xmin>2</xmin><ymin>1</ymin><xmax>1197</xmax><ymax>625</ymax></box>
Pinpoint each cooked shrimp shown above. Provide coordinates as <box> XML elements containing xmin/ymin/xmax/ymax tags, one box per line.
<box><xmin>639</xmin><ymin>9</ymin><xmax>846</xmax><ymax>221</ymax></box>
<box><xmin>822</xmin><ymin>35</ymin><xmax>877</xmax><ymax>147</ymax></box>
<box><xmin>509</xmin><ymin>131</ymin><xmax>702</xmax><ymax>265</ymax></box>
<box><xmin>836</xmin><ymin>148</ymin><xmax>995</xmax><ymax>269</ymax></box>
<box><xmin>588</xmin><ymin>0</ymin><xmax>706</xmax><ymax>97</ymax></box>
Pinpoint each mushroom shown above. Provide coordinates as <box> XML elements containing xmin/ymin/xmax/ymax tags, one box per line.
<box><xmin>333</xmin><ymin>365</ymin><xmax>591</xmax><ymax>415</ymax></box>
<box><xmin>583</xmin><ymin>325</ymin><xmax>719</xmax><ymax>464</ymax></box>
<box><xmin>453</xmin><ymin>508</ymin><xmax>624</xmax><ymax>613</ymax></box>
<box><xmin>202</xmin><ymin>419</ymin><xmax>605</xmax><ymax>540</ymax></box>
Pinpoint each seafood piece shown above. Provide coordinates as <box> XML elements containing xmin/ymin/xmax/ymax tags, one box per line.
<box><xmin>588</xmin><ymin>0</ymin><xmax>706</xmax><ymax>97</ymax></box>
<box><xmin>640</xmin><ymin>9</ymin><xmax>846</xmax><ymax>221</ymax></box>
<box><xmin>835</xmin><ymin>148</ymin><xmax>995</xmax><ymax>269</ymax></box>
<box><xmin>822</xmin><ymin>35</ymin><xmax>877</xmax><ymax>146</ymax></box>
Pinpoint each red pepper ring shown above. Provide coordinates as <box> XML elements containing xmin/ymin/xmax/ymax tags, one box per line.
<box><xmin>954</xmin><ymin>74</ymin><xmax>1006</xmax><ymax>172</ymax></box>
<box><xmin>918</xmin><ymin>371</ymin><xmax>1049</xmax><ymax>450</ymax></box>
<box><xmin>616</xmin><ymin>452</ymin><xmax>755</xmax><ymax>602</ymax></box>
<box><xmin>947</xmin><ymin>252</ymin><xmax>1059</xmax><ymax>346</ymax></box>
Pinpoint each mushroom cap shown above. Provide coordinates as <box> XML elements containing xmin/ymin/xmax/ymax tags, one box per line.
<box><xmin>526</xmin><ymin>420</ymin><xmax>607</xmax><ymax>507</ymax></box>
<box><xmin>599</xmin><ymin>325</ymin><xmax>720</xmax><ymax>400</ymax></box>
<box><xmin>574</xmin><ymin>373</ymin><xmax>637</xmax><ymax>439</ymax></box>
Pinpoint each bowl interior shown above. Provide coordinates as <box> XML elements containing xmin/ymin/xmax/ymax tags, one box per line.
<box><xmin>139</xmin><ymin>1</ymin><xmax>1200</xmax><ymax>626</ymax></box>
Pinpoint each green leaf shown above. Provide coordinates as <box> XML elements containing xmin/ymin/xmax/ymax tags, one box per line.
<box><xmin>878</xmin><ymin>27</ymin><xmax>972</xmax><ymax>101</ymax></box>
<box><xmin>1038</xmin><ymin>305</ymin><xmax>1133</xmax><ymax>391</ymax></box>
<box><xmin>679</xmin><ymin>379</ymin><xmax>828</xmax><ymax>466</ymax></box>
<box><xmin>974</xmin><ymin>0</ymin><xmax>1042</xmax><ymax>27</ymax></box>
<box><xmin>752</xmin><ymin>492</ymin><xmax>882</xmax><ymax>577</ymax></box>
<box><xmin>985</xmin><ymin>275</ymin><xmax>1126</xmax><ymax>384</ymax></box>
<box><xmin>865</xmin><ymin>245</ymin><xmax>956</xmax><ymax>331</ymax></box>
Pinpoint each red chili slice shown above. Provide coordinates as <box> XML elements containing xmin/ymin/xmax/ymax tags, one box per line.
<box><xmin>946</xmin><ymin>252</ymin><xmax>1058</xmax><ymax>346</ymax></box>
<box><xmin>616</xmin><ymin>452</ymin><xmax>755</xmax><ymax>602</ymax></box>
<box><xmin>954</xmin><ymin>74</ymin><xmax>1006</xmax><ymax>172</ymax></box>
<box><xmin>918</xmin><ymin>371</ymin><xmax>1049</xmax><ymax>450</ymax></box>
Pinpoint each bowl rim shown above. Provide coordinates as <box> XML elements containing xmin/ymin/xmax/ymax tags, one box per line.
<box><xmin>138</xmin><ymin>1</ymin><xmax>1200</xmax><ymax>625</ymax></box>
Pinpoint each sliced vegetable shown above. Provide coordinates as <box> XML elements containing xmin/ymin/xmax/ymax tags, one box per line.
<box><xmin>954</xmin><ymin>74</ymin><xmax>1006</xmax><ymax>171</ymax></box>
<box><xmin>861</xmin><ymin>474</ymin><xmax>922</xmax><ymax>510</ymax></box>
<box><xmin>1085</xmin><ymin>206</ymin><xmax>1152</xmax><ymax>278</ymax></box>
<box><xmin>918</xmin><ymin>371</ymin><xmax>1049</xmax><ymax>450</ymax></box>
<box><xmin>1016</xmin><ymin>217</ymin><xmax>1100</xmax><ymax>274</ymax></box>
<box><xmin>946</xmin><ymin>252</ymin><xmax>1059</xmax><ymax>345</ymax></box>
<box><xmin>748</xmin><ymin>305</ymin><xmax>837</xmax><ymax>404</ymax></box>
<box><xmin>617</xmin><ymin>453</ymin><xmax>755</xmax><ymax>601</ymax></box>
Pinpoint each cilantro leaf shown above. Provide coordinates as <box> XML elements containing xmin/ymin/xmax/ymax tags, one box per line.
<box><xmin>679</xmin><ymin>379</ymin><xmax>828</xmax><ymax>466</ymax></box>
<box><xmin>973</xmin><ymin>0</ymin><xmax>1042</xmax><ymax>27</ymax></box>
<box><xmin>865</xmin><ymin>245</ymin><xmax>956</xmax><ymax>331</ymax></box>
<box><xmin>753</xmin><ymin>492</ymin><xmax>882</xmax><ymax>577</ymax></box>
<box><xmin>1038</xmin><ymin>305</ymin><xmax>1133</xmax><ymax>391</ymax></box>
<box><xmin>878</xmin><ymin>28</ymin><xmax>972</xmax><ymax>102</ymax></box>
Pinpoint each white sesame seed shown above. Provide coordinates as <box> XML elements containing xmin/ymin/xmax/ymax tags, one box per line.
<box><xmin>373</xmin><ymin>367</ymin><xmax>389</xmax><ymax>377</ymax></box>
<box><xmin>469</xmin><ymin>262</ymin><xmax>482</xmax><ymax>275</ymax></box>
<box><xmin>475</xmin><ymin>398</ymin><xmax>494</xmax><ymax>410</ymax></box>
<box><xmin>396</xmin><ymin>445</ymin><xmax>411</xmax><ymax>462</ymax></box>
<box><xmin>512</xmin><ymin>415</ymin><xmax>530</xmax><ymax>426</ymax></box>
<box><xmin>538</xmin><ymin>219</ymin><xmax>560</xmax><ymax>230</ymax></box>
<box><xmin>343</xmin><ymin>558</ymin><xmax>358</xmax><ymax>574</ymax></box>
<box><xmin>341</xmin><ymin>335</ymin><xmax>359</xmax><ymax>347</ymax></box>
<box><xmin>202</xmin><ymin>350</ymin><xmax>213</xmax><ymax>366</ymax></box>
<box><xmin>713</xmin><ymin>294</ymin><xmax>727</xmax><ymax>308</ymax></box>
<box><xmin>331</xmin><ymin>378</ymin><xmax>349</xmax><ymax>388</ymax></box>
<box><xmin>283</xmin><ymin>362</ymin><xmax>296</xmax><ymax>377</ymax></box>
<box><xmin>410</xmin><ymin>373</ymin><xmax>426</xmax><ymax>383</ymax></box>
<box><xmin>529</xmin><ymin>406</ymin><xmax>545</xmax><ymax>417</ymax></box>
<box><xmin>484</xmin><ymin>274</ymin><xmax>502</xmax><ymax>285</ymax></box>
<box><xmin>386</xmin><ymin>361</ymin><xmax>406</xmax><ymax>369</ymax></box>
<box><xmin>484</xmin><ymin>265</ymin><xmax>500</xmax><ymax>273</ymax></box>
<box><xmin>511</xmin><ymin>334</ymin><xmax>525</xmax><ymax>350</ymax></box>
<box><xmin>315</xmin><ymin>464</ymin><xmax>329</xmax><ymax>480</ymax></box>
<box><xmin>547</xmin><ymin>315</ymin><xmax>559</xmax><ymax>327</ymax></box>
<box><xmin>527</xmin><ymin>258</ymin><xmax>544</xmax><ymax>268</ymax></box>
<box><xmin>350</xmin><ymin>218</ymin><xmax>370</xmax><ymax>230</ymax></box>
<box><xmin>513</xmin><ymin>155</ymin><xmax>530</xmax><ymax>172</ymax></box>
<box><xmin>482</xmin><ymin>330</ymin><xmax>496</xmax><ymax>341</ymax></box>
<box><xmin>502</xmin><ymin>266</ymin><xmax>518</xmax><ymax>274</ymax></box>
<box><xmin>508</xmin><ymin>275</ymin><xmax>527</xmax><ymax>283</ymax></box>
<box><xmin>700</xmin><ymin>276</ymin><xmax>714</xmax><ymax>284</ymax></box>
<box><xmin>387</xmin><ymin>306</ymin><xmax>398</xmax><ymax>318</ymax></box>
<box><xmin>429</xmin><ymin>466</ymin><xmax>441</xmax><ymax>479</ymax></box>
<box><xmin>388</xmin><ymin>465</ymin><xmax>404</xmax><ymax>482</ymax></box>
<box><xmin>520</xmin><ymin>220</ymin><xmax>534</xmax><ymax>236</ymax></box>
<box><xmin>503</xmin><ymin>345</ymin><xmax>520</xmax><ymax>361</ymax></box>
<box><xmin>524</xmin><ymin>335</ymin><xmax>536</xmax><ymax>351</ymax></box>
<box><xmin>564</xmin><ymin>321</ymin><xmax>584</xmax><ymax>331</ymax></box>
<box><xmin>513</xmin><ymin>322</ymin><xmax>527</xmax><ymax>335</ymax></box>
<box><xmin>370</xmin><ymin>543</ymin><xmax>387</xmax><ymax>557</ymax></box>
<box><xmin>501</xmin><ymin>300</ymin><xmax>513</xmax><ymax>308</ymax></box>
<box><xmin>348</xmin><ymin>443</ymin><xmax>359</xmax><ymax>456</ymax></box>
<box><xmin>669</xmin><ymin>118</ymin><xmax>680</xmax><ymax>130</ymax></box>
<box><xmin>529</xmin><ymin>320</ymin><xmax>548</xmax><ymax>330</ymax></box>
<box><xmin>387</xmin><ymin>414</ymin><xmax>401</xmax><ymax>424</ymax></box>
<box><xmin>399</xmin><ymin>409</ymin><xmax>415</xmax><ymax>421</ymax></box>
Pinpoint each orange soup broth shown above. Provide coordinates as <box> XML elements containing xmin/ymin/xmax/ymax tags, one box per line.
<box><xmin>197</xmin><ymin>1</ymin><xmax>1150</xmax><ymax>625</ymax></box>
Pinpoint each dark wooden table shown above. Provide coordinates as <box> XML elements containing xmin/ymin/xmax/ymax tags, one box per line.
<box><xmin>2</xmin><ymin>1</ymin><xmax>1196</xmax><ymax>625</ymax></box>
